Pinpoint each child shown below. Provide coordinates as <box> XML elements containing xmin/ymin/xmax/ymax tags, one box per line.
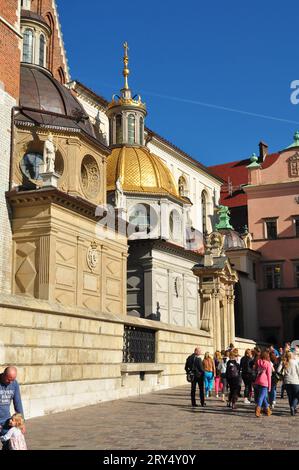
<box><xmin>0</xmin><ymin>413</ymin><xmax>27</xmax><ymax>450</ymax></box>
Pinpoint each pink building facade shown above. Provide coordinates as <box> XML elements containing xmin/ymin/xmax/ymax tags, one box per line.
<box><xmin>245</xmin><ymin>144</ymin><xmax>299</xmax><ymax>344</ymax></box>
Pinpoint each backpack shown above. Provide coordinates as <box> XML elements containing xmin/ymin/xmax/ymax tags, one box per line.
<box><xmin>227</xmin><ymin>361</ymin><xmax>239</xmax><ymax>379</ymax></box>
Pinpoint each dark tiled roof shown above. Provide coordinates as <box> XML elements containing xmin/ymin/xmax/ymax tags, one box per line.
<box><xmin>19</xmin><ymin>64</ymin><xmax>99</xmax><ymax>141</ymax></box>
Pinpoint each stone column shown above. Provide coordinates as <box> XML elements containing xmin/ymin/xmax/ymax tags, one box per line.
<box><xmin>228</xmin><ymin>293</ymin><xmax>235</xmax><ymax>344</ymax></box>
<box><xmin>76</xmin><ymin>236</ymin><xmax>85</xmax><ymax>308</ymax></box>
<box><xmin>213</xmin><ymin>291</ymin><xmax>221</xmax><ymax>352</ymax></box>
<box><xmin>67</xmin><ymin>138</ymin><xmax>82</xmax><ymax>197</ymax></box>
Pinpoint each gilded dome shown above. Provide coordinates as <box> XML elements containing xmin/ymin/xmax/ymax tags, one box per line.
<box><xmin>107</xmin><ymin>146</ymin><xmax>181</xmax><ymax>199</ymax></box>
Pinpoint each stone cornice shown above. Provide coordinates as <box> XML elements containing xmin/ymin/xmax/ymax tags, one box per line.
<box><xmin>6</xmin><ymin>188</ymin><xmax>100</xmax><ymax>220</ymax></box>
<box><xmin>244</xmin><ymin>179</ymin><xmax>299</xmax><ymax>195</ymax></box>
<box><xmin>129</xmin><ymin>238</ymin><xmax>203</xmax><ymax>262</ymax></box>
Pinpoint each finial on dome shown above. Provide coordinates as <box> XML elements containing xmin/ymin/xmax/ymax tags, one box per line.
<box><xmin>123</xmin><ymin>41</ymin><xmax>130</xmax><ymax>90</ymax></box>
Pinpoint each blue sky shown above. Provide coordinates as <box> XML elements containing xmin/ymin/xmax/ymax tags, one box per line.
<box><xmin>57</xmin><ymin>0</ymin><xmax>299</xmax><ymax>166</ymax></box>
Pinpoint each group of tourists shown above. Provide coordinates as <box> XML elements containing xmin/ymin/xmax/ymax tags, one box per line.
<box><xmin>185</xmin><ymin>342</ymin><xmax>299</xmax><ymax>417</ymax></box>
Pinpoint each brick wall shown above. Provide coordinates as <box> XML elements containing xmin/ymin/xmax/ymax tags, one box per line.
<box><xmin>0</xmin><ymin>0</ymin><xmax>20</xmax><ymax>293</ymax></box>
<box><xmin>0</xmin><ymin>0</ymin><xmax>21</xmax><ymax>98</ymax></box>
<box><xmin>30</xmin><ymin>0</ymin><xmax>69</xmax><ymax>83</ymax></box>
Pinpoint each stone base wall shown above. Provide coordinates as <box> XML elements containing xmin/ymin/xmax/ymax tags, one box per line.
<box><xmin>0</xmin><ymin>294</ymin><xmax>213</xmax><ymax>419</ymax></box>
<box><xmin>235</xmin><ymin>337</ymin><xmax>256</xmax><ymax>356</ymax></box>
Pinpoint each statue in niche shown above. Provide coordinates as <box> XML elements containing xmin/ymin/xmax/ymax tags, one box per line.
<box><xmin>43</xmin><ymin>133</ymin><xmax>56</xmax><ymax>173</ymax></box>
<box><xmin>115</xmin><ymin>177</ymin><xmax>125</xmax><ymax>208</ymax></box>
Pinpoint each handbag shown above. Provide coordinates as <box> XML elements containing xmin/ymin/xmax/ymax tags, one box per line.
<box><xmin>186</xmin><ymin>355</ymin><xmax>197</xmax><ymax>382</ymax></box>
<box><xmin>186</xmin><ymin>371</ymin><xmax>195</xmax><ymax>383</ymax></box>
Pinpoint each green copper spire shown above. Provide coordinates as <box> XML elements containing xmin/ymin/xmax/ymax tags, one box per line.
<box><xmin>216</xmin><ymin>205</ymin><xmax>234</xmax><ymax>230</ymax></box>
<box><xmin>287</xmin><ymin>131</ymin><xmax>299</xmax><ymax>148</ymax></box>
<box><xmin>247</xmin><ymin>153</ymin><xmax>261</xmax><ymax>169</ymax></box>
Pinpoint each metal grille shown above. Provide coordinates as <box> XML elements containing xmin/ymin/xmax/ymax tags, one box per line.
<box><xmin>123</xmin><ymin>326</ymin><xmax>156</xmax><ymax>363</ymax></box>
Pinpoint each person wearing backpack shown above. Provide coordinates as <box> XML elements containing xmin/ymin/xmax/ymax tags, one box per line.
<box><xmin>185</xmin><ymin>347</ymin><xmax>206</xmax><ymax>408</ymax></box>
<box><xmin>277</xmin><ymin>351</ymin><xmax>299</xmax><ymax>416</ymax></box>
<box><xmin>254</xmin><ymin>350</ymin><xmax>272</xmax><ymax>417</ymax></box>
<box><xmin>226</xmin><ymin>350</ymin><xmax>240</xmax><ymax>410</ymax></box>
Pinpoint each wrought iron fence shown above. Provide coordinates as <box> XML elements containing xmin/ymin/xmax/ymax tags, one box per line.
<box><xmin>123</xmin><ymin>326</ymin><xmax>156</xmax><ymax>363</ymax></box>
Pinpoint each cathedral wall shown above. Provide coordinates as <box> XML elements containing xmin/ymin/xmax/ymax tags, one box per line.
<box><xmin>0</xmin><ymin>295</ymin><xmax>213</xmax><ymax>419</ymax></box>
<box><xmin>0</xmin><ymin>0</ymin><xmax>21</xmax><ymax>294</ymax></box>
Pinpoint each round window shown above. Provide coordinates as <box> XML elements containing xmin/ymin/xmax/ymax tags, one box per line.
<box><xmin>20</xmin><ymin>153</ymin><xmax>44</xmax><ymax>180</ymax></box>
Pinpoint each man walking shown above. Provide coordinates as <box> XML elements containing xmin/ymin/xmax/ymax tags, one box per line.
<box><xmin>185</xmin><ymin>347</ymin><xmax>206</xmax><ymax>407</ymax></box>
<box><xmin>0</xmin><ymin>367</ymin><xmax>25</xmax><ymax>449</ymax></box>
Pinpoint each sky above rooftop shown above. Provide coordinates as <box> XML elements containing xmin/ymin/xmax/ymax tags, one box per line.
<box><xmin>57</xmin><ymin>0</ymin><xmax>299</xmax><ymax>166</ymax></box>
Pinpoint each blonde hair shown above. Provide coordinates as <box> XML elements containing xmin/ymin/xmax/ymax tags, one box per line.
<box><xmin>11</xmin><ymin>413</ymin><xmax>25</xmax><ymax>430</ymax></box>
<box><xmin>214</xmin><ymin>351</ymin><xmax>222</xmax><ymax>361</ymax></box>
<box><xmin>204</xmin><ymin>352</ymin><xmax>210</xmax><ymax>360</ymax></box>
<box><xmin>283</xmin><ymin>352</ymin><xmax>293</xmax><ymax>368</ymax></box>
<box><xmin>229</xmin><ymin>350</ymin><xmax>236</xmax><ymax>360</ymax></box>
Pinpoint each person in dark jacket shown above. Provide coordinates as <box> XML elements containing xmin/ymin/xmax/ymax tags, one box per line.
<box><xmin>226</xmin><ymin>351</ymin><xmax>241</xmax><ymax>410</ymax></box>
<box><xmin>185</xmin><ymin>347</ymin><xmax>206</xmax><ymax>407</ymax></box>
<box><xmin>240</xmin><ymin>349</ymin><xmax>254</xmax><ymax>404</ymax></box>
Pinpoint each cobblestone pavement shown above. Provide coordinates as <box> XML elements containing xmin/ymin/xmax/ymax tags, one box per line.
<box><xmin>26</xmin><ymin>386</ymin><xmax>298</xmax><ymax>450</ymax></box>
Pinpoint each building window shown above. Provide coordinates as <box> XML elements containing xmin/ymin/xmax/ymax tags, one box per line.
<box><xmin>20</xmin><ymin>153</ymin><xmax>44</xmax><ymax>180</ymax></box>
<box><xmin>129</xmin><ymin>204</ymin><xmax>152</xmax><ymax>233</ymax></box>
<box><xmin>139</xmin><ymin>117</ymin><xmax>144</xmax><ymax>145</ymax></box>
<box><xmin>265</xmin><ymin>219</ymin><xmax>278</xmax><ymax>240</ymax></box>
<box><xmin>294</xmin><ymin>264</ymin><xmax>299</xmax><ymax>288</ymax></box>
<box><xmin>115</xmin><ymin>115</ymin><xmax>122</xmax><ymax>144</ymax></box>
<box><xmin>264</xmin><ymin>264</ymin><xmax>282</xmax><ymax>289</ymax></box>
<box><xmin>294</xmin><ymin>217</ymin><xmax>299</xmax><ymax>237</ymax></box>
<box><xmin>39</xmin><ymin>34</ymin><xmax>46</xmax><ymax>67</ymax></box>
<box><xmin>23</xmin><ymin>29</ymin><xmax>34</xmax><ymax>63</ymax></box>
<box><xmin>123</xmin><ymin>326</ymin><xmax>156</xmax><ymax>363</ymax></box>
<box><xmin>178</xmin><ymin>176</ymin><xmax>188</xmax><ymax>197</ymax></box>
<box><xmin>21</xmin><ymin>0</ymin><xmax>31</xmax><ymax>9</ymax></box>
<box><xmin>128</xmin><ymin>114</ymin><xmax>135</xmax><ymax>144</ymax></box>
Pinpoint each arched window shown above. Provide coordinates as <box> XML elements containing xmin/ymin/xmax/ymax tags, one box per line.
<box><xmin>58</xmin><ymin>67</ymin><xmax>65</xmax><ymax>85</ymax></box>
<box><xmin>39</xmin><ymin>34</ymin><xmax>46</xmax><ymax>67</ymax></box>
<box><xmin>178</xmin><ymin>176</ymin><xmax>187</xmax><ymax>197</ymax></box>
<box><xmin>201</xmin><ymin>191</ymin><xmax>208</xmax><ymax>236</ymax></box>
<box><xmin>116</xmin><ymin>115</ymin><xmax>122</xmax><ymax>144</ymax></box>
<box><xmin>139</xmin><ymin>117</ymin><xmax>144</xmax><ymax>145</ymax></box>
<box><xmin>23</xmin><ymin>29</ymin><xmax>33</xmax><ymax>63</ymax></box>
<box><xmin>128</xmin><ymin>114</ymin><xmax>135</xmax><ymax>144</ymax></box>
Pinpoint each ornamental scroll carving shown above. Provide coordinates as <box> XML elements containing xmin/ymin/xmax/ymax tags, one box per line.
<box><xmin>81</xmin><ymin>155</ymin><xmax>100</xmax><ymax>198</ymax></box>
<box><xmin>288</xmin><ymin>153</ymin><xmax>299</xmax><ymax>178</ymax></box>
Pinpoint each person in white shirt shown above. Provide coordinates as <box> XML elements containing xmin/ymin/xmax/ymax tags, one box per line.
<box><xmin>0</xmin><ymin>413</ymin><xmax>27</xmax><ymax>450</ymax></box>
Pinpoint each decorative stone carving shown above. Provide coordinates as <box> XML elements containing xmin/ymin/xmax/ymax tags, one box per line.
<box><xmin>207</xmin><ymin>231</ymin><xmax>224</xmax><ymax>257</ymax></box>
<box><xmin>81</xmin><ymin>155</ymin><xmax>100</xmax><ymax>199</ymax></box>
<box><xmin>174</xmin><ymin>276</ymin><xmax>182</xmax><ymax>297</ymax></box>
<box><xmin>87</xmin><ymin>242</ymin><xmax>98</xmax><ymax>271</ymax></box>
<box><xmin>288</xmin><ymin>152</ymin><xmax>299</xmax><ymax>178</ymax></box>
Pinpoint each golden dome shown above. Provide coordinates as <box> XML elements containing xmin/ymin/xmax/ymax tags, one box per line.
<box><xmin>107</xmin><ymin>146</ymin><xmax>181</xmax><ymax>199</ymax></box>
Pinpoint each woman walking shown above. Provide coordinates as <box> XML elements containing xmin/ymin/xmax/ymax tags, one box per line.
<box><xmin>277</xmin><ymin>351</ymin><xmax>299</xmax><ymax>416</ymax></box>
<box><xmin>214</xmin><ymin>351</ymin><xmax>222</xmax><ymax>398</ymax></box>
<box><xmin>240</xmin><ymin>349</ymin><xmax>253</xmax><ymax>405</ymax></box>
<box><xmin>218</xmin><ymin>350</ymin><xmax>229</xmax><ymax>402</ymax></box>
<box><xmin>226</xmin><ymin>350</ymin><xmax>240</xmax><ymax>410</ymax></box>
<box><xmin>254</xmin><ymin>350</ymin><xmax>272</xmax><ymax>417</ymax></box>
<box><xmin>203</xmin><ymin>352</ymin><xmax>216</xmax><ymax>399</ymax></box>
